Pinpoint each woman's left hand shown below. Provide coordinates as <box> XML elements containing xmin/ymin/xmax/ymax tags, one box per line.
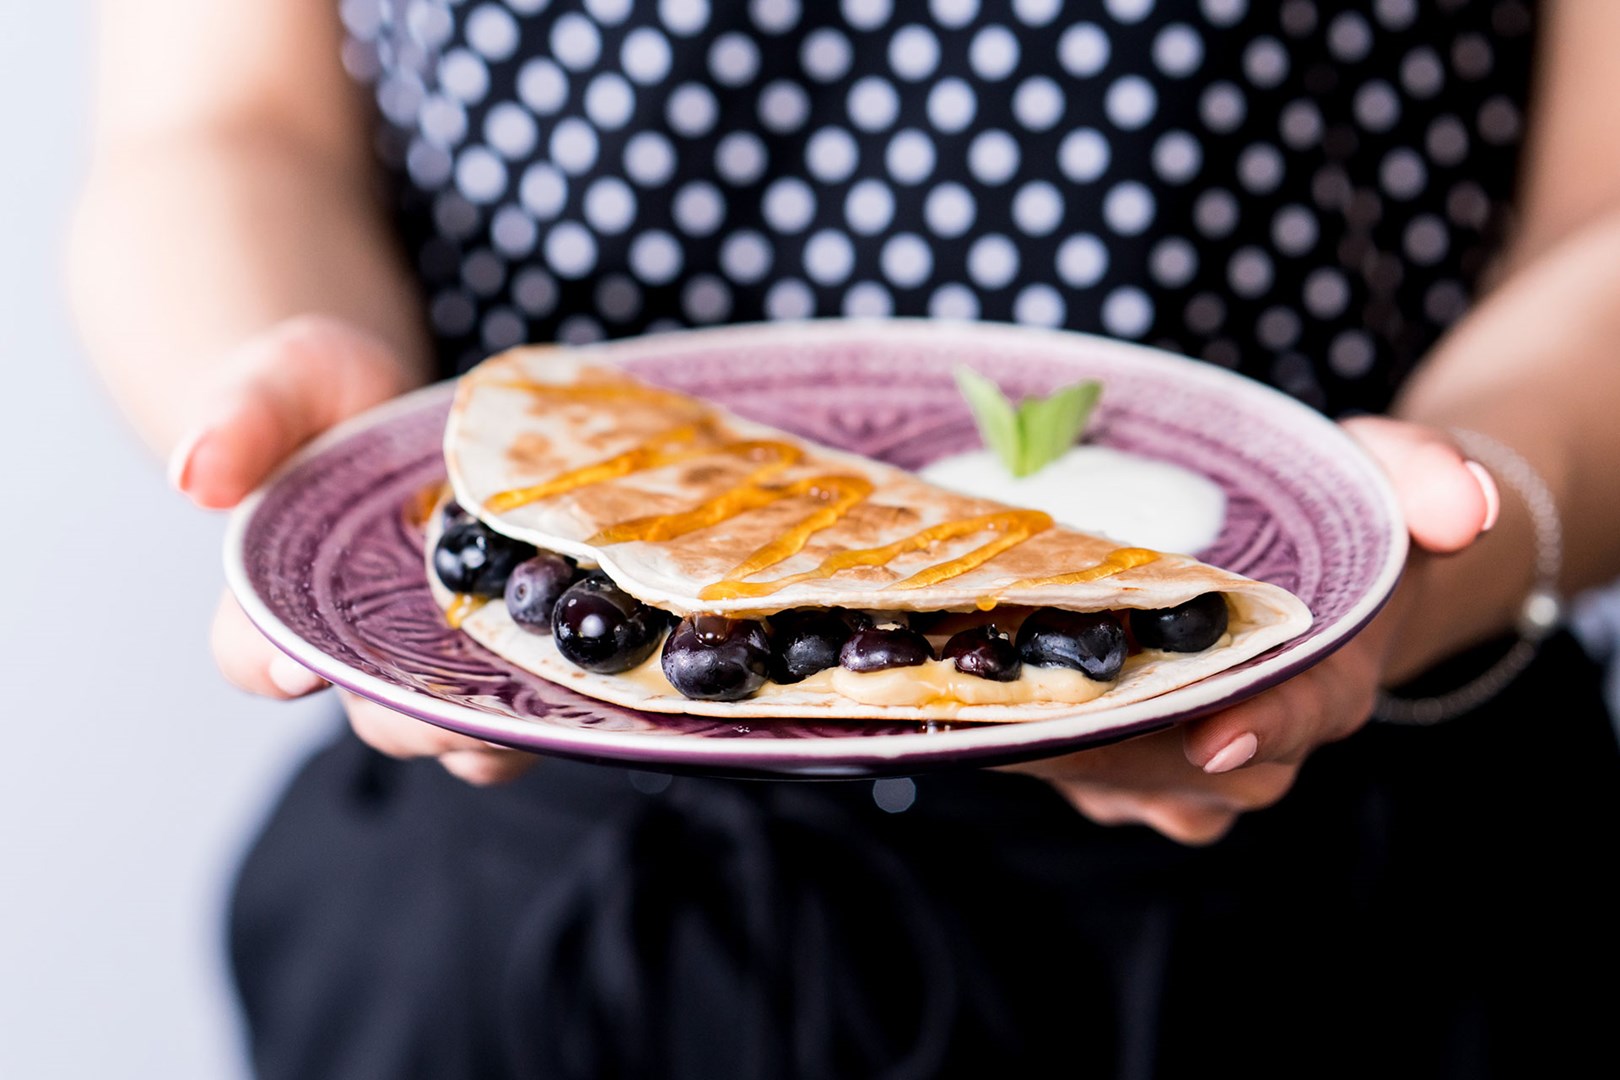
<box><xmin>1006</xmin><ymin>416</ymin><xmax>1501</xmax><ymax>845</ymax></box>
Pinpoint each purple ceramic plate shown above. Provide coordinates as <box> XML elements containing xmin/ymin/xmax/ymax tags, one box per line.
<box><xmin>224</xmin><ymin>319</ymin><xmax>1406</xmax><ymax>778</ymax></box>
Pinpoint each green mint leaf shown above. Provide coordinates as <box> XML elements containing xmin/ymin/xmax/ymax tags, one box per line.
<box><xmin>954</xmin><ymin>365</ymin><xmax>1023</xmax><ymax>476</ymax></box>
<box><xmin>954</xmin><ymin>366</ymin><xmax>1103</xmax><ymax>478</ymax></box>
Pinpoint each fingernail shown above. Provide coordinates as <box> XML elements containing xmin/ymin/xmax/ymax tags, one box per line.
<box><xmin>268</xmin><ymin>653</ymin><xmax>327</xmax><ymax>697</ymax></box>
<box><xmin>166</xmin><ymin>426</ymin><xmax>209</xmax><ymax>494</ymax></box>
<box><xmin>1464</xmin><ymin>460</ymin><xmax>1500</xmax><ymax>533</ymax></box>
<box><xmin>1203</xmin><ymin>732</ymin><xmax>1259</xmax><ymax>775</ymax></box>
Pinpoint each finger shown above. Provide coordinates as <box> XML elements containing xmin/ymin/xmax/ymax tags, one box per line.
<box><xmin>210</xmin><ymin>589</ymin><xmax>328</xmax><ymax>699</ymax></box>
<box><xmin>1340</xmin><ymin>415</ymin><xmax>1496</xmax><ymax>554</ymax></box>
<box><xmin>170</xmin><ymin>316</ymin><xmax>416</xmax><ymax>510</ymax></box>
<box><xmin>341</xmin><ymin>691</ymin><xmax>537</xmax><ymax>785</ymax></box>
<box><xmin>439</xmin><ymin>748</ymin><xmax>538</xmax><ymax>787</ymax></box>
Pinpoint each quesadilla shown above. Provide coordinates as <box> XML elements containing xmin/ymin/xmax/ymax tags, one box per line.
<box><xmin>423</xmin><ymin>345</ymin><xmax>1314</xmax><ymax>722</ymax></box>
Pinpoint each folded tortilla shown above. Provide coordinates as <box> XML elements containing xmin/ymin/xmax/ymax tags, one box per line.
<box><xmin>429</xmin><ymin>345</ymin><xmax>1314</xmax><ymax>722</ymax></box>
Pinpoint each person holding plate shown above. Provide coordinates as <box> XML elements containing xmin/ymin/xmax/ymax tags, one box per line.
<box><xmin>65</xmin><ymin>0</ymin><xmax>1620</xmax><ymax>1077</ymax></box>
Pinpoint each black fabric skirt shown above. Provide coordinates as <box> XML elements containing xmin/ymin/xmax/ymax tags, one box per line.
<box><xmin>226</xmin><ymin>630</ymin><xmax>1620</xmax><ymax>1080</ymax></box>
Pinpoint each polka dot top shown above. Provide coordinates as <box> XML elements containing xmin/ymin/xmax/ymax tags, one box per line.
<box><xmin>341</xmin><ymin>0</ymin><xmax>1537</xmax><ymax>417</ymax></box>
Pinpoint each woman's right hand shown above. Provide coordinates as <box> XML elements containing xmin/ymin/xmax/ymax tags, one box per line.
<box><xmin>176</xmin><ymin>315</ymin><xmax>538</xmax><ymax>787</ymax></box>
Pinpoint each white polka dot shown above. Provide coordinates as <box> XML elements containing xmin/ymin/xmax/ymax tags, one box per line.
<box><xmin>545</xmin><ymin>221</ymin><xmax>597</xmax><ymax>278</ymax></box>
<box><xmin>467</xmin><ymin>4</ymin><xmax>521</xmax><ymax>60</ymax></box>
<box><xmin>434</xmin><ymin>192</ymin><xmax>480</xmax><ymax>240</ymax></box>
<box><xmin>584</xmin><ymin>73</ymin><xmax>635</xmax><ymax>130</ymax></box>
<box><xmin>709</xmin><ymin>33</ymin><xmax>760</xmax><ymax>87</ymax></box>
<box><xmin>482</xmin><ymin>307</ymin><xmax>527</xmax><ymax>351</ymax></box>
<box><xmin>845</xmin><ymin>179</ymin><xmax>895</xmax><ymax>235</ymax></box>
<box><xmin>440</xmin><ymin>49</ymin><xmax>491</xmax><ymax>104</ymax></box>
<box><xmin>1106</xmin><ymin>0</ymin><xmax>1155</xmax><ymax>23</ymax></box>
<box><xmin>848</xmin><ymin>77</ymin><xmax>900</xmax><ymax>132</ymax></box>
<box><xmin>584</xmin><ymin>176</ymin><xmax>636</xmax><ymax>234</ymax></box>
<box><xmin>430</xmin><ymin>289</ymin><xmax>477</xmax><ymax>336</ymax></box>
<box><xmin>551</xmin><ymin>13</ymin><xmax>602</xmax><ymax>70</ymax></box>
<box><xmin>406</xmin><ymin>139</ymin><xmax>453</xmax><ymax>189</ymax></box>
<box><xmin>377</xmin><ymin>72</ymin><xmax>424</xmax><ymax>127</ymax></box>
<box><xmin>519</xmin><ymin>163</ymin><xmax>568</xmax><ymax>218</ymax></box>
<box><xmin>1153</xmin><ymin>23</ymin><xmax>1204</xmax><ymax>77</ymax></box>
<box><xmin>1478</xmin><ymin>97</ymin><xmax>1521</xmax><ymax>145</ymax></box>
<box><xmin>1256</xmin><ymin>307</ymin><xmax>1300</xmax><ymax>350</ymax></box>
<box><xmin>1013</xmin><ymin>77</ymin><xmax>1065</xmax><ymax>131</ymax></box>
<box><xmin>668</xmin><ymin>83</ymin><xmax>719</xmax><ymax>138</ymax></box>
<box><xmin>673</xmin><ymin>181</ymin><xmax>725</xmax><ymax>235</ymax></box>
<box><xmin>1057</xmin><ymin>234</ymin><xmax>1108</xmax><ymax>288</ymax></box>
<box><xmin>595</xmin><ymin>274</ymin><xmax>643</xmax><ymax>323</ymax></box>
<box><xmin>1354</xmin><ymin>80</ymin><xmax>1400</xmax><ymax>132</ymax></box>
<box><xmin>1101</xmin><ymin>287</ymin><xmax>1154</xmax><ymax>338</ymax></box>
<box><xmin>1106</xmin><ymin>76</ymin><xmax>1157</xmax><ymax>130</ymax></box>
<box><xmin>930</xmin><ymin>0</ymin><xmax>980</xmax><ymax>30</ymax></box>
<box><xmin>925</xmin><ymin>183</ymin><xmax>977</xmax><ymax>237</ymax></box>
<box><xmin>720</xmin><ymin>230</ymin><xmax>775</xmax><ymax>283</ymax></box>
<box><xmin>586</xmin><ymin>0</ymin><xmax>634</xmax><ymax>25</ymax></box>
<box><xmin>968</xmin><ymin>234</ymin><xmax>1020</xmax><ymax>289</ymax></box>
<box><xmin>1271</xmin><ymin>204</ymin><xmax>1318</xmax><ymax>256</ymax></box>
<box><xmin>806</xmin><ymin>127</ymin><xmax>859</xmax><ymax>183</ymax></box>
<box><xmin>1200</xmin><ymin>0</ymin><xmax>1248</xmax><ymax>27</ymax></box>
<box><xmin>929</xmin><ymin>283</ymin><xmax>980</xmax><ymax>319</ymax></box>
<box><xmin>759</xmin><ymin>80</ymin><xmax>811</xmax><ymax>133</ymax></box>
<box><xmin>1452</xmin><ymin>33</ymin><xmax>1492</xmax><ymax>80</ymax></box>
<box><xmin>751</xmin><ymin>0</ymin><xmax>801</xmax><ymax>34</ymax></box>
<box><xmin>1279</xmin><ymin>100</ymin><xmax>1322</xmax><ymax>148</ymax></box>
<box><xmin>1303</xmin><ymin>267</ymin><xmax>1350</xmax><ymax>318</ymax></box>
<box><xmin>1381</xmin><ymin>148</ymin><xmax>1427</xmax><ymax>199</ymax></box>
<box><xmin>1448</xmin><ymin>181</ymin><xmax>1491</xmax><ymax>229</ymax></box>
<box><xmin>1426</xmin><ymin>115</ymin><xmax>1469</xmax><ymax>167</ymax></box>
<box><xmin>1148</xmin><ymin>236</ymin><xmax>1197</xmax><ymax>287</ymax></box>
<box><xmin>660</xmin><ymin>0</ymin><xmax>710</xmax><ymax>37</ymax></box>
<box><xmin>513</xmin><ymin>267</ymin><xmax>559</xmax><ymax>317</ymax></box>
<box><xmin>1327</xmin><ymin>12</ymin><xmax>1371</xmax><ymax>62</ymax></box>
<box><xmin>623</xmin><ymin>131</ymin><xmax>676</xmax><ymax>186</ymax></box>
<box><xmin>1059</xmin><ymin>23</ymin><xmax>1111</xmax><ymax>78</ymax></box>
<box><xmin>455</xmin><ymin>146</ymin><xmax>508</xmax><ymax>203</ymax></box>
<box><xmin>1243</xmin><ymin>36</ymin><xmax>1289</xmax><ymax>88</ymax></box>
<box><xmin>844</xmin><ymin>281</ymin><xmax>894</xmax><ymax>318</ymax></box>
<box><xmin>550</xmin><ymin>117</ymin><xmax>599</xmax><ymax>174</ymax></box>
<box><xmin>1014</xmin><ymin>283</ymin><xmax>1066</xmax><ymax>326</ymax></box>
<box><xmin>491</xmin><ymin>204</ymin><xmax>538</xmax><ymax>256</ymax></box>
<box><xmin>403</xmin><ymin>3</ymin><xmax>452</xmax><ymax>48</ymax></box>
<box><xmin>1014</xmin><ymin>0</ymin><xmax>1061</xmax><ymax>26</ymax></box>
<box><xmin>517</xmin><ymin>59</ymin><xmax>568</xmax><ymax>115</ymax></box>
<box><xmin>969</xmin><ymin>130</ymin><xmax>1021</xmax><ymax>185</ymax></box>
<box><xmin>1238</xmin><ymin>143</ymin><xmax>1284</xmax><ymax>194</ymax></box>
<box><xmin>970</xmin><ymin>25</ymin><xmax>1021</xmax><ymax>81</ymax></box>
<box><xmin>1059</xmin><ymin>128</ymin><xmax>1111</xmax><ymax>183</ymax></box>
<box><xmin>1375</xmin><ymin>0</ymin><xmax>1416</xmax><ymax>30</ymax></box>
<box><xmin>1424</xmin><ymin>279</ymin><xmax>1469</xmax><ymax>325</ymax></box>
<box><xmin>763</xmin><ymin>178</ymin><xmax>817</xmax><ymax>233</ymax></box>
<box><xmin>1200</xmin><ymin>82</ymin><xmax>1246</xmax><ymax>133</ymax></box>
<box><xmin>558</xmin><ymin>315</ymin><xmax>605</xmax><ymax>344</ymax></box>
<box><xmin>1403</xmin><ymin>214</ymin><xmax>1448</xmax><ymax>264</ymax></box>
<box><xmin>927</xmin><ymin>79</ymin><xmax>978</xmax><ymax>134</ymax></box>
<box><xmin>420</xmin><ymin>95</ymin><xmax>468</xmax><ymax>150</ymax></box>
<box><xmin>621</xmin><ymin>27</ymin><xmax>673</xmax><ymax>84</ymax></box>
<box><xmin>1013</xmin><ymin>181</ymin><xmax>1064</xmax><ymax>235</ymax></box>
<box><xmin>886</xmin><ymin>129</ymin><xmax>936</xmax><ymax>185</ymax></box>
<box><xmin>842</xmin><ymin>0</ymin><xmax>892</xmax><ymax>31</ymax></box>
<box><xmin>802</xmin><ymin>28</ymin><xmax>853</xmax><ymax>82</ymax></box>
<box><xmin>1228</xmin><ymin>246</ymin><xmax>1274</xmax><ymax>297</ymax></box>
<box><xmin>1152</xmin><ymin>130</ymin><xmax>1202</xmax><ymax>184</ymax></box>
<box><xmin>805</xmin><ymin>230</ymin><xmax>856</xmax><ymax>284</ymax></box>
<box><xmin>1103</xmin><ymin>181</ymin><xmax>1155</xmax><ymax>235</ymax></box>
<box><xmin>462</xmin><ymin>249</ymin><xmax>506</xmax><ymax>297</ymax></box>
<box><xmin>881</xmin><ymin>233</ymin><xmax>933</xmax><ymax>288</ymax></box>
<box><xmin>630</xmin><ymin>231</ymin><xmax>684</xmax><ymax>284</ymax></box>
<box><xmin>890</xmin><ymin>24</ymin><xmax>940</xmax><ymax>81</ymax></box>
<box><xmin>716</xmin><ymin>132</ymin><xmax>768</xmax><ymax>186</ymax></box>
<box><xmin>1197</xmin><ymin>192</ymin><xmax>1245</xmax><ymax>237</ymax></box>
<box><xmin>1328</xmin><ymin>330</ymin><xmax>1375</xmax><ymax>377</ymax></box>
<box><xmin>1185</xmin><ymin>292</ymin><xmax>1225</xmax><ymax>333</ymax></box>
<box><xmin>1402</xmin><ymin>47</ymin><xmax>1444</xmax><ymax>99</ymax></box>
<box><xmin>765</xmin><ymin>278</ymin><xmax>816</xmax><ymax>319</ymax></box>
<box><xmin>485</xmin><ymin>104</ymin><xmax>538</xmax><ymax>161</ymax></box>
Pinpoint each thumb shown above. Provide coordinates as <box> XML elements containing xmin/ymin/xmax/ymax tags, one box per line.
<box><xmin>169</xmin><ymin>316</ymin><xmax>420</xmax><ymax>510</ymax></box>
<box><xmin>1340</xmin><ymin>415</ymin><xmax>1499</xmax><ymax>555</ymax></box>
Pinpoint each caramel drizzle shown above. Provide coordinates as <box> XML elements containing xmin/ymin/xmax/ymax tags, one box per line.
<box><xmin>1006</xmin><ymin>546</ymin><xmax>1163</xmax><ymax>590</ymax></box>
<box><xmin>444</xmin><ymin>593</ymin><xmax>486</xmax><ymax>629</ymax></box>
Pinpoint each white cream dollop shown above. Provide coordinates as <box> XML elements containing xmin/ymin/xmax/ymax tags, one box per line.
<box><xmin>917</xmin><ymin>445</ymin><xmax>1227</xmax><ymax>555</ymax></box>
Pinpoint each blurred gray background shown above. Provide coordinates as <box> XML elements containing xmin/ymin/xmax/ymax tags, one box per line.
<box><xmin>5</xmin><ymin>4</ymin><xmax>1620</xmax><ymax>1080</ymax></box>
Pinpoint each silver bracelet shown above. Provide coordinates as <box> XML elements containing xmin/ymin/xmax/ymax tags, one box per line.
<box><xmin>1372</xmin><ymin>428</ymin><xmax>1565</xmax><ymax>725</ymax></box>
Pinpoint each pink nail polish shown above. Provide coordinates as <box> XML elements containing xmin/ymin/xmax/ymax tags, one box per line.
<box><xmin>1464</xmin><ymin>460</ymin><xmax>1500</xmax><ymax>533</ymax></box>
<box><xmin>166</xmin><ymin>427</ymin><xmax>208</xmax><ymax>494</ymax></box>
<box><xmin>1203</xmin><ymin>732</ymin><xmax>1259</xmax><ymax>775</ymax></box>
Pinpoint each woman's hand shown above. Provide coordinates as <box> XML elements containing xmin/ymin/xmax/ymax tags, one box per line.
<box><xmin>177</xmin><ymin>315</ymin><xmax>537</xmax><ymax>787</ymax></box>
<box><xmin>1007</xmin><ymin>416</ymin><xmax>1500</xmax><ymax>845</ymax></box>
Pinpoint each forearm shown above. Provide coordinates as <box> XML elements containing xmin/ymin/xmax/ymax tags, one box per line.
<box><xmin>65</xmin><ymin>123</ymin><xmax>432</xmax><ymax>457</ymax></box>
<box><xmin>1383</xmin><ymin>209</ymin><xmax>1620</xmax><ymax>681</ymax></box>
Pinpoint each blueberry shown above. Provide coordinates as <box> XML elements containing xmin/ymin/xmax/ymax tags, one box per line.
<box><xmin>1016</xmin><ymin>608</ymin><xmax>1127</xmax><ymax>682</ymax></box>
<box><xmin>941</xmin><ymin>624</ymin><xmax>1023</xmax><ymax>682</ymax></box>
<box><xmin>551</xmin><ymin>574</ymin><xmax>665</xmax><ymax>674</ymax></box>
<box><xmin>662</xmin><ymin>615</ymin><xmax>772</xmax><ymax>701</ymax></box>
<box><xmin>839</xmin><ymin>626</ymin><xmax>935</xmax><ymax>673</ymax></box>
<box><xmin>1130</xmin><ymin>593</ymin><xmax>1230</xmax><ymax>653</ymax></box>
<box><xmin>503</xmin><ymin>551</ymin><xmax>581</xmax><ymax>634</ymax></box>
<box><xmin>433</xmin><ymin>520</ymin><xmax>537</xmax><ymax>597</ymax></box>
<box><xmin>769</xmin><ymin>608</ymin><xmax>871</xmax><ymax>683</ymax></box>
